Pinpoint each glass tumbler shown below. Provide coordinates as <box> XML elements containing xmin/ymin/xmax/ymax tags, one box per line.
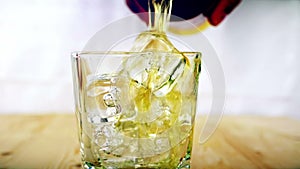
<box><xmin>71</xmin><ymin>51</ymin><xmax>201</xmax><ymax>169</ymax></box>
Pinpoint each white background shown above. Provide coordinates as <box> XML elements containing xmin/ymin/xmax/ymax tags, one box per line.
<box><xmin>0</xmin><ymin>0</ymin><xmax>299</xmax><ymax>118</ymax></box>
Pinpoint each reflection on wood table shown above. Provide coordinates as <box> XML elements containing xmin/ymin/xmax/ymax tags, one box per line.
<box><xmin>0</xmin><ymin>114</ymin><xmax>299</xmax><ymax>169</ymax></box>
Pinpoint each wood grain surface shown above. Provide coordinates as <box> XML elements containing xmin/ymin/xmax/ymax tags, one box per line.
<box><xmin>0</xmin><ymin>114</ymin><xmax>299</xmax><ymax>169</ymax></box>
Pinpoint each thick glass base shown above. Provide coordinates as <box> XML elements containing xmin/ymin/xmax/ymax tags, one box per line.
<box><xmin>82</xmin><ymin>151</ymin><xmax>191</xmax><ymax>169</ymax></box>
<box><xmin>80</xmin><ymin>133</ymin><xmax>193</xmax><ymax>169</ymax></box>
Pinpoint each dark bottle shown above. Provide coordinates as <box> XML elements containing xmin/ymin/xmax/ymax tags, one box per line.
<box><xmin>126</xmin><ymin>0</ymin><xmax>241</xmax><ymax>26</ymax></box>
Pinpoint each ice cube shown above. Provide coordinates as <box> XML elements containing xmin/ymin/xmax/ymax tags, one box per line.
<box><xmin>86</xmin><ymin>75</ymin><xmax>112</xmax><ymax>97</ymax></box>
<box><xmin>86</xmin><ymin>79</ymin><xmax>122</xmax><ymax>124</ymax></box>
<box><xmin>85</xmin><ymin>74</ymin><xmax>116</xmax><ymax>114</ymax></box>
<box><xmin>101</xmin><ymin>139</ymin><xmax>123</xmax><ymax>155</ymax></box>
<box><xmin>101</xmin><ymin>125</ymin><xmax>123</xmax><ymax>146</ymax></box>
<box><xmin>101</xmin><ymin>125</ymin><xmax>114</xmax><ymax>137</ymax></box>
<box><xmin>120</xmin><ymin>52</ymin><xmax>187</xmax><ymax>98</ymax></box>
<box><xmin>106</xmin><ymin>105</ymin><xmax>121</xmax><ymax>116</ymax></box>
<box><xmin>155</xmin><ymin>137</ymin><xmax>170</xmax><ymax>153</ymax></box>
<box><xmin>94</xmin><ymin>124</ymin><xmax>124</xmax><ymax>154</ymax></box>
<box><xmin>99</xmin><ymin>107</ymin><xmax>116</xmax><ymax>119</ymax></box>
<box><xmin>114</xmin><ymin>74</ymin><xmax>136</xmax><ymax>120</ymax></box>
<box><xmin>87</xmin><ymin>114</ymin><xmax>102</xmax><ymax>124</ymax></box>
<box><xmin>86</xmin><ymin>86</ymin><xmax>109</xmax><ymax>97</ymax></box>
<box><xmin>93</xmin><ymin>128</ymin><xmax>106</xmax><ymax>146</ymax></box>
<box><xmin>103</xmin><ymin>93</ymin><xmax>117</xmax><ymax>107</ymax></box>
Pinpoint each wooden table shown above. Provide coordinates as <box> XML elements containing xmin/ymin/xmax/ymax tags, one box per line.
<box><xmin>0</xmin><ymin>114</ymin><xmax>299</xmax><ymax>169</ymax></box>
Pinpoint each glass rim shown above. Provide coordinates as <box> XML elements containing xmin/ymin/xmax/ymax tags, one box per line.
<box><xmin>71</xmin><ymin>51</ymin><xmax>201</xmax><ymax>57</ymax></box>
